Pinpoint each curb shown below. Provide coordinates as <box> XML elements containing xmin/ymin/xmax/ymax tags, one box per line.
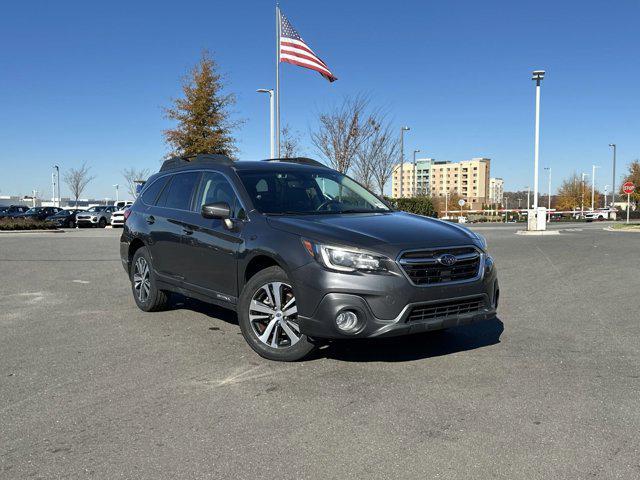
<box><xmin>603</xmin><ymin>226</ymin><xmax>640</xmax><ymax>233</ymax></box>
<box><xmin>0</xmin><ymin>229</ymin><xmax>63</xmax><ymax>234</ymax></box>
<box><xmin>515</xmin><ymin>230</ymin><xmax>561</xmax><ymax>236</ymax></box>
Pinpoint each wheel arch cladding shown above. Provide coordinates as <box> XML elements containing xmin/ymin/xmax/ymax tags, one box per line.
<box><xmin>244</xmin><ymin>255</ymin><xmax>285</xmax><ymax>285</ymax></box>
<box><xmin>128</xmin><ymin>238</ymin><xmax>146</xmax><ymax>271</ymax></box>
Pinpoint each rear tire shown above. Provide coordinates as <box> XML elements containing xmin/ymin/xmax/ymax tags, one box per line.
<box><xmin>99</xmin><ymin>218</ymin><xmax>107</xmax><ymax>228</ymax></box>
<box><xmin>130</xmin><ymin>247</ymin><xmax>168</xmax><ymax>312</ymax></box>
<box><xmin>238</xmin><ymin>266</ymin><xmax>315</xmax><ymax>361</ymax></box>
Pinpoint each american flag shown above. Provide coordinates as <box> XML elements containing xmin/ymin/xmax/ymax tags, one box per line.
<box><xmin>279</xmin><ymin>11</ymin><xmax>337</xmax><ymax>82</ymax></box>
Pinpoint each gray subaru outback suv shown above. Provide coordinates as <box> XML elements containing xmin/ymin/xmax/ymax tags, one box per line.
<box><xmin>121</xmin><ymin>155</ymin><xmax>499</xmax><ymax>361</ymax></box>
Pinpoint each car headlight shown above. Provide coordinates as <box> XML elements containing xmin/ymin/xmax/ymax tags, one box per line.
<box><xmin>302</xmin><ymin>239</ymin><xmax>390</xmax><ymax>273</ymax></box>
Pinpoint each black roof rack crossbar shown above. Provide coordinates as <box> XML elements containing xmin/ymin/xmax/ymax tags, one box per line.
<box><xmin>160</xmin><ymin>154</ymin><xmax>234</xmax><ymax>172</ymax></box>
<box><xmin>263</xmin><ymin>157</ymin><xmax>327</xmax><ymax>168</ymax></box>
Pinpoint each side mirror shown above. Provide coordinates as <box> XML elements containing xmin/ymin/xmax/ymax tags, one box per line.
<box><xmin>201</xmin><ymin>202</ymin><xmax>231</xmax><ymax>220</ymax></box>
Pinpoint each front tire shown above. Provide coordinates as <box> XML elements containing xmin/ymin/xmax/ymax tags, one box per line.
<box><xmin>99</xmin><ymin>218</ymin><xmax>107</xmax><ymax>228</ymax></box>
<box><xmin>238</xmin><ymin>266</ymin><xmax>315</xmax><ymax>361</ymax></box>
<box><xmin>130</xmin><ymin>247</ymin><xmax>168</xmax><ymax>312</ymax></box>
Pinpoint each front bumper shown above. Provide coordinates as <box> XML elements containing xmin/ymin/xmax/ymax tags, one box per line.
<box><xmin>291</xmin><ymin>257</ymin><xmax>499</xmax><ymax>339</ymax></box>
<box><xmin>76</xmin><ymin>216</ymin><xmax>99</xmax><ymax>225</ymax></box>
<box><xmin>111</xmin><ymin>217</ymin><xmax>124</xmax><ymax>226</ymax></box>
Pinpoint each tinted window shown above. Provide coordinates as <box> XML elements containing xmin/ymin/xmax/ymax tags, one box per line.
<box><xmin>141</xmin><ymin>177</ymin><xmax>169</xmax><ymax>206</ymax></box>
<box><xmin>237</xmin><ymin>169</ymin><xmax>389</xmax><ymax>215</ymax></box>
<box><xmin>158</xmin><ymin>172</ymin><xmax>200</xmax><ymax>210</ymax></box>
<box><xmin>195</xmin><ymin>172</ymin><xmax>240</xmax><ymax>216</ymax></box>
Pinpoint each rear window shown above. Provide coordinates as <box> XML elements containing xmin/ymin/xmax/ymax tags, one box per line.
<box><xmin>157</xmin><ymin>172</ymin><xmax>200</xmax><ymax>210</ymax></box>
<box><xmin>141</xmin><ymin>177</ymin><xmax>170</xmax><ymax>206</ymax></box>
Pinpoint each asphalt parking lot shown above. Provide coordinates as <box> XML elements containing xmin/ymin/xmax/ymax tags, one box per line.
<box><xmin>1</xmin><ymin>223</ymin><xmax>639</xmax><ymax>479</ymax></box>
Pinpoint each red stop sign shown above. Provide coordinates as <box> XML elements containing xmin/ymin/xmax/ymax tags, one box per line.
<box><xmin>623</xmin><ymin>182</ymin><xmax>635</xmax><ymax>195</ymax></box>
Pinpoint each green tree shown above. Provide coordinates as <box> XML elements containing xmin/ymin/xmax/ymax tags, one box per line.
<box><xmin>163</xmin><ymin>51</ymin><xmax>240</xmax><ymax>158</ymax></box>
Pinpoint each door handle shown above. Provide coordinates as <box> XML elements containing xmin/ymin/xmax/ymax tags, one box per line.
<box><xmin>182</xmin><ymin>228</ymin><xmax>193</xmax><ymax>235</ymax></box>
<box><xmin>146</xmin><ymin>215</ymin><xmax>155</xmax><ymax>225</ymax></box>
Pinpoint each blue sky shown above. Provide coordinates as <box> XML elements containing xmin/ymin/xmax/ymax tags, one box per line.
<box><xmin>0</xmin><ymin>0</ymin><xmax>638</xmax><ymax>200</ymax></box>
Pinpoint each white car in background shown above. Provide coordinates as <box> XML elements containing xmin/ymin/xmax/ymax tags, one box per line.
<box><xmin>110</xmin><ymin>206</ymin><xmax>130</xmax><ymax>228</ymax></box>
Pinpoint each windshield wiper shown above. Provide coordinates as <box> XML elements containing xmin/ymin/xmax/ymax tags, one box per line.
<box><xmin>335</xmin><ymin>209</ymin><xmax>390</xmax><ymax>214</ymax></box>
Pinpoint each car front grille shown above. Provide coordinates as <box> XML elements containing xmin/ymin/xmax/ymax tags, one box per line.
<box><xmin>407</xmin><ymin>296</ymin><xmax>486</xmax><ymax>323</ymax></box>
<box><xmin>398</xmin><ymin>246</ymin><xmax>481</xmax><ymax>285</ymax></box>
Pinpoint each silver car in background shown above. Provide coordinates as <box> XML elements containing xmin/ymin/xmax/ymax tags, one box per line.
<box><xmin>76</xmin><ymin>206</ymin><xmax>116</xmax><ymax>228</ymax></box>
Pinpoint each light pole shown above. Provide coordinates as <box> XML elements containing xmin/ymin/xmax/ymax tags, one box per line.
<box><xmin>603</xmin><ymin>185</ymin><xmax>609</xmax><ymax>209</ymax></box>
<box><xmin>526</xmin><ymin>186</ymin><xmax>530</xmax><ymax>209</ymax></box>
<box><xmin>113</xmin><ymin>184</ymin><xmax>119</xmax><ymax>203</ymax></box>
<box><xmin>399</xmin><ymin>126</ymin><xmax>410</xmax><ymax>198</ymax></box>
<box><xmin>591</xmin><ymin>165</ymin><xmax>600</xmax><ymax>210</ymax></box>
<box><xmin>581</xmin><ymin>173</ymin><xmax>589</xmax><ymax>215</ymax></box>
<box><xmin>413</xmin><ymin>149</ymin><xmax>421</xmax><ymax>197</ymax></box>
<box><xmin>32</xmin><ymin>189</ymin><xmax>38</xmax><ymax>207</ymax></box>
<box><xmin>257</xmin><ymin>89</ymin><xmax>275</xmax><ymax>159</ymax></box>
<box><xmin>531</xmin><ymin>70</ymin><xmax>546</xmax><ymax>217</ymax></box>
<box><xmin>544</xmin><ymin>167</ymin><xmax>551</xmax><ymax>221</ymax></box>
<box><xmin>53</xmin><ymin>165</ymin><xmax>60</xmax><ymax>207</ymax></box>
<box><xmin>608</xmin><ymin>143</ymin><xmax>616</xmax><ymax>206</ymax></box>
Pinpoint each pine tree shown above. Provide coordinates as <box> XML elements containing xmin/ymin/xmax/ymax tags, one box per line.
<box><xmin>163</xmin><ymin>51</ymin><xmax>240</xmax><ymax>158</ymax></box>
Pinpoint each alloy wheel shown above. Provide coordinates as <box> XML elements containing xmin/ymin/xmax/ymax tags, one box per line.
<box><xmin>133</xmin><ymin>257</ymin><xmax>151</xmax><ymax>303</ymax></box>
<box><xmin>249</xmin><ymin>282</ymin><xmax>300</xmax><ymax>348</ymax></box>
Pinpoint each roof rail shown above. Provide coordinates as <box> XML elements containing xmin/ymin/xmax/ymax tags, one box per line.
<box><xmin>263</xmin><ymin>157</ymin><xmax>327</xmax><ymax>168</ymax></box>
<box><xmin>160</xmin><ymin>154</ymin><xmax>234</xmax><ymax>172</ymax></box>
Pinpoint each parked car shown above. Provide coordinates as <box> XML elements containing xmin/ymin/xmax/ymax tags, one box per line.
<box><xmin>110</xmin><ymin>207</ymin><xmax>129</xmax><ymax>227</ymax></box>
<box><xmin>115</xmin><ymin>201</ymin><xmax>133</xmax><ymax>210</ymax></box>
<box><xmin>76</xmin><ymin>205</ymin><xmax>116</xmax><ymax>228</ymax></box>
<box><xmin>14</xmin><ymin>206</ymin><xmax>62</xmax><ymax>221</ymax></box>
<box><xmin>0</xmin><ymin>205</ymin><xmax>31</xmax><ymax>219</ymax></box>
<box><xmin>121</xmin><ymin>155</ymin><xmax>499</xmax><ymax>361</ymax></box>
<box><xmin>45</xmin><ymin>209</ymin><xmax>83</xmax><ymax>228</ymax></box>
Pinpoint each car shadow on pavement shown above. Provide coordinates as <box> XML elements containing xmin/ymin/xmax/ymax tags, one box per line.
<box><xmin>168</xmin><ymin>294</ymin><xmax>239</xmax><ymax>325</ymax></box>
<box><xmin>316</xmin><ymin>317</ymin><xmax>504</xmax><ymax>362</ymax></box>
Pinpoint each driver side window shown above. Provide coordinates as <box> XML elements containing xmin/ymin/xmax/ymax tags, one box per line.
<box><xmin>196</xmin><ymin>172</ymin><xmax>243</xmax><ymax>219</ymax></box>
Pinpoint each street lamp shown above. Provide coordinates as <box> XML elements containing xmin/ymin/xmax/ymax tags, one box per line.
<box><xmin>604</xmin><ymin>185</ymin><xmax>609</xmax><ymax>209</ymax></box>
<box><xmin>531</xmin><ymin>70</ymin><xmax>545</xmax><ymax>227</ymax></box>
<box><xmin>525</xmin><ymin>186</ymin><xmax>531</xmax><ymax>209</ymax></box>
<box><xmin>257</xmin><ymin>89</ymin><xmax>275</xmax><ymax>159</ymax></box>
<box><xmin>53</xmin><ymin>165</ymin><xmax>60</xmax><ymax>208</ymax></box>
<box><xmin>608</xmin><ymin>143</ymin><xmax>616</xmax><ymax>206</ymax></box>
<box><xmin>399</xmin><ymin>126</ymin><xmax>410</xmax><ymax>198</ymax></box>
<box><xmin>591</xmin><ymin>165</ymin><xmax>600</xmax><ymax>210</ymax></box>
<box><xmin>413</xmin><ymin>149</ymin><xmax>421</xmax><ymax>197</ymax></box>
<box><xmin>581</xmin><ymin>172</ymin><xmax>589</xmax><ymax>215</ymax></box>
<box><xmin>544</xmin><ymin>167</ymin><xmax>551</xmax><ymax>221</ymax></box>
<box><xmin>113</xmin><ymin>184</ymin><xmax>119</xmax><ymax>203</ymax></box>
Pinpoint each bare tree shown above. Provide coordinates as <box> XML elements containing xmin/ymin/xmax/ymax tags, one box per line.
<box><xmin>310</xmin><ymin>95</ymin><xmax>377</xmax><ymax>173</ymax></box>
<box><xmin>370</xmin><ymin>124</ymin><xmax>399</xmax><ymax>196</ymax></box>
<box><xmin>355</xmin><ymin>116</ymin><xmax>398</xmax><ymax>192</ymax></box>
<box><xmin>122</xmin><ymin>168</ymin><xmax>150</xmax><ymax>199</ymax></box>
<box><xmin>281</xmin><ymin>125</ymin><xmax>303</xmax><ymax>158</ymax></box>
<box><xmin>63</xmin><ymin>162</ymin><xmax>95</xmax><ymax>207</ymax></box>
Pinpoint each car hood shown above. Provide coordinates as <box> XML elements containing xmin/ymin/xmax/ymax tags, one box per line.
<box><xmin>266</xmin><ymin>211</ymin><xmax>482</xmax><ymax>256</ymax></box>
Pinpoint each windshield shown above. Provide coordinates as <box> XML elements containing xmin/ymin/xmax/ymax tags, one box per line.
<box><xmin>54</xmin><ymin>210</ymin><xmax>70</xmax><ymax>216</ymax></box>
<box><xmin>238</xmin><ymin>169</ymin><xmax>390</xmax><ymax>215</ymax></box>
<box><xmin>87</xmin><ymin>206</ymin><xmax>106</xmax><ymax>212</ymax></box>
<box><xmin>25</xmin><ymin>208</ymin><xmax>42</xmax><ymax>214</ymax></box>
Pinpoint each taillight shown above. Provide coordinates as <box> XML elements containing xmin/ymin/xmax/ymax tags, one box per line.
<box><xmin>123</xmin><ymin>209</ymin><xmax>132</xmax><ymax>222</ymax></box>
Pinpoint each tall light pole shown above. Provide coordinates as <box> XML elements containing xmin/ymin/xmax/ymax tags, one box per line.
<box><xmin>399</xmin><ymin>126</ymin><xmax>410</xmax><ymax>198</ymax></box>
<box><xmin>257</xmin><ymin>89</ymin><xmax>275</xmax><ymax>158</ymax></box>
<box><xmin>604</xmin><ymin>185</ymin><xmax>609</xmax><ymax>209</ymax></box>
<box><xmin>591</xmin><ymin>165</ymin><xmax>600</xmax><ymax>210</ymax></box>
<box><xmin>531</xmin><ymin>70</ymin><xmax>546</xmax><ymax>215</ymax></box>
<box><xmin>581</xmin><ymin>173</ymin><xmax>589</xmax><ymax>215</ymax></box>
<box><xmin>53</xmin><ymin>165</ymin><xmax>60</xmax><ymax>207</ymax></box>
<box><xmin>608</xmin><ymin>143</ymin><xmax>616</xmax><ymax>206</ymax></box>
<box><xmin>526</xmin><ymin>186</ymin><xmax>531</xmax><ymax>209</ymax></box>
<box><xmin>113</xmin><ymin>184</ymin><xmax>119</xmax><ymax>203</ymax></box>
<box><xmin>544</xmin><ymin>167</ymin><xmax>551</xmax><ymax>221</ymax></box>
<box><xmin>413</xmin><ymin>149</ymin><xmax>421</xmax><ymax>197</ymax></box>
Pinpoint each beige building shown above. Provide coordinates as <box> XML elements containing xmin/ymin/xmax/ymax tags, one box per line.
<box><xmin>391</xmin><ymin>159</ymin><xmax>434</xmax><ymax>198</ymax></box>
<box><xmin>392</xmin><ymin>157</ymin><xmax>491</xmax><ymax>210</ymax></box>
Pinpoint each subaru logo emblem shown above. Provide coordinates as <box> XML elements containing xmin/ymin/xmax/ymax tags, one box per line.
<box><xmin>437</xmin><ymin>254</ymin><xmax>457</xmax><ymax>266</ymax></box>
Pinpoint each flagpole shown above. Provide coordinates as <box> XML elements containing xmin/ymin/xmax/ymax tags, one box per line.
<box><xmin>275</xmin><ymin>4</ymin><xmax>281</xmax><ymax>158</ymax></box>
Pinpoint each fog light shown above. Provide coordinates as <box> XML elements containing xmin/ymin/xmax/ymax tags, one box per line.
<box><xmin>335</xmin><ymin>310</ymin><xmax>359</xmax><ymax>332</ymax></box>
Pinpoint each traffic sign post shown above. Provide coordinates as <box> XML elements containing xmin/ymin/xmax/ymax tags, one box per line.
<box><xmin>622</xmin><ymin>182</ymin><xmax>635</xmax><ymax>224</ymax></box>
